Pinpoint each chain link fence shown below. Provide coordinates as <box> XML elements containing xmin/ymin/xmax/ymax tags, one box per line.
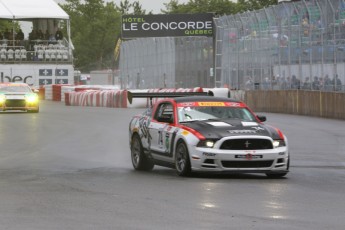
<box><xmin>119</xmin><ymin>0</ymin><xmax>345</xmax><ymax>92</ymax></box>
<box><xmin>119</xmin><ymin>37</ymin><xmax>214</xmax><ymax>89</ymax></box>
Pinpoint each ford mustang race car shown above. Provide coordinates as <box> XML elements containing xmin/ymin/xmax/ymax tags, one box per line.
<box><xmin>0</xmin><ymin>83</ymin><xmax>39</xmax><ymax>113</ymax></box>
<box><xmin>128</xmin><ymin>92</ymin><xmax>289</xmax><ymax>178</ymax></box>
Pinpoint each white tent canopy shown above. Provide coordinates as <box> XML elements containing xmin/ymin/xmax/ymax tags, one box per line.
<box><xmin>0</xmin><ymin>0</ymin><xmax>69</xmax><ymax>20</ymax></box>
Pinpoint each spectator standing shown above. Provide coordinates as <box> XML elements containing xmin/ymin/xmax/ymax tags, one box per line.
<box><xmin>44</xmin><ymin>30</ymin><xmax>50</xmax><ymax>40</ymax></box>
<box><xmin>280</xmin><ymin>76</ymin><xmax>288</xmax><ymax>90</ymax></box>
<box><xmin>37</xmin><ymin>29</ymin><xmax>44</xmax><ymax>40</ymax></box>
<box><xmin>55</xmin><ymin>28</ymin><xmax>63</xmax><ymax>40</ymax></box>
<box><xmin>324</xmin><ymin>74</ymin><xmax>332</xmax><ymax>91</ymax></box>
<box><xmin>15</xmin><ymin>29</ymin><xmax>24</xmax><ymax>46</ymax></box>
<box><xmin>312</xmin><ymin>76</ymin><xmax>320</xmax><ymax>90</ymax></box>
<box><xmin>29</xmin><ymin>29</ymin><xmax>37</xmax><ymax>41</ymax></box>
<box><xmin>302</xmin><ymin>77</ymin><xmax>311</xmax><ymax>90</ymax></box>
<box><xmin>332</xmin><ymin>74</ymin><xmax>342</xmax><ymax>91</ymax></box>
<box><xmin>291</xmin><ymin>75</ymin><xmax>301</xmax><ymax>89</ymax></box>
<box><xmin>262</xmin><ymin>77</ymin><xmax>271</xmax><ymax>90</ymax></box>
<box><xmin>245</xmin><ymin>77</ymin><xmax>254</xmax><ymax>90</ymax></box>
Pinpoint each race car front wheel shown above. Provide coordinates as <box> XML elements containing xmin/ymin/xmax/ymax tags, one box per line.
<box><xmin>175</xmin><ymin>141</ymin><xmax>191</xmax><ymax>177</ymax></box>
<box><xmin>131</xmin><ymin>134</ymin><xmax>154</xmax><ymax>171</ymax></box>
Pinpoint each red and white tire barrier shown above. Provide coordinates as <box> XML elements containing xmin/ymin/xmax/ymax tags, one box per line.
<box><xmin>65</xmin><ymin>90</ymin><xmax>127</xmax><ymax>108</ymax></box>
<box><xmin>44</xmin><ymin>84</ymin><xmax>230</xmax><ymax>109</ymax></box>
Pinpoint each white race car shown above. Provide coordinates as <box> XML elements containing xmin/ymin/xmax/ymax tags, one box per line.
<box><xmin>0</xmin><ymin>83</ymin><xmax>39</xmax><ymax>113</ymax></box>
<box><xmin>128</xmin><ymin>92</ymin><xmax>289</xmax><ymax>178</ymax></box>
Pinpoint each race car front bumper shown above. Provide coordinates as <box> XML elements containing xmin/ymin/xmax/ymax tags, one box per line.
<box><xmin>189</xmin><ymin>138</ymin><xmax>289</xmax><ymax>174</ymax></box>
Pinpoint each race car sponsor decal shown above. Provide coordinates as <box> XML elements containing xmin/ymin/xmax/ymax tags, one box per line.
<box><xmin>158</xmin><ymin>130</ymin><xmax>163</xmax><ymax>146</ymax></box>
<box><xmin>178</xmin><ymin>102</ymin><xmax>197</xmax><ymax>107</ymax></box>
<box><xmin>225</xmin><ymin>102</ymin><xmax>242</xmax><ymax>107</ymax></box>
<box><xmin>252</xmin><ymin>126</ymin><xmax>265</xmax><ymax>131</ymax></box>
<box><xmin>241</xmin><ymin>122</ymin><xmax>258</xmax><ymax>126</ymax></box>
<box><xmin>198</xmin><ymin>102</ymin><xmax>225</xmax><ymax>107</ymax></box>
<box><xmin>228</xmin><ymin>129</ymin><xmax>257</xmax><ymax>134</ymax></box>
<box><xmin>169</xmin><ymin>129</ymin><xmax>178</xmax><ymax>156</ymax></box>
<box><xmin>177</xmin><ymin>102</ymin><xmax>244</xmax><ymax>107</ymax></box>
<box><xmin>138</xmin><ymin>116</ymin><xmax>152</xmax><ymax>148</ymax></box>
<box><xmin>181</xmin><ymin>130</ymin><xmax>189</xmax><ymax>136</ymax></box>
<box><xmin>235</xmin><ymin>154</ymin><xmax>263</xmax><ymax>160</ymax></box>
<box><xmin>165</xmin><ymin>133</ymin><xmax>170</xmax><ymax>151</ymax></box>
<box><xmin>207</xmin><ymin>122</ymin><xmax>232</xmax><ymax>127</ymax></box>
<box><xmin>203</xmin><ymin>152</ymin><xmax>216</xmax><ymax>157</ymax></box>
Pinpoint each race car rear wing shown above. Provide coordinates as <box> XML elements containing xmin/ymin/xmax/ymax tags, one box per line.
<box><xmin>127</xmin><ymin>90</ymin><xmax>214</xmax><ymax>106</ymax></box>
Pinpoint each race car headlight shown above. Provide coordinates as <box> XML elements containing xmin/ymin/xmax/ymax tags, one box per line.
<box><xmin>197</xmin><ymin>140</ymin><xmax>216</xmax><ymax>148</ymax></box>
<box><xmin>25</xmin><ymin>94</ymin><xmax>39</xmax><ymax>103</ymax></box>
<box><xmin>0</xmin><ymin>95</ymin><xmax>5</xmax><ymax>103</ymax></box>
<box><xmin>273</xmin><ymin>140</ymin><xmax>286</xmax><ymax>148</ymax></box>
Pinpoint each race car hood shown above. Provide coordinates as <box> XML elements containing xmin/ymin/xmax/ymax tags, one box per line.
<box><xmin>2</xmin><ymin>92</ymin><xmax>28</xmax><ymax>98</ymax></box>
<box><xmin>181</xmin><ymin>119</ymin><xmax>282</xmax><ymax>140</ymax></box>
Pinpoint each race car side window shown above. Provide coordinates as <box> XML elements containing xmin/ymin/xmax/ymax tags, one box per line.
<box><xmin>154</xmin><ymin>103</ymin><xmax>174</xmax><ymax>123</ymax></box>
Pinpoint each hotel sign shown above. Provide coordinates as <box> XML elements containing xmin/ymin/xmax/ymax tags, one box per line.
<box><xmin>121</xmin><ymin>13</ymin><xmax>214</xmax><ymax>38</ymax></box>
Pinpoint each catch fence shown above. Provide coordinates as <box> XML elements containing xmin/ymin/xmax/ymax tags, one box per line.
<box><xmin>119</xmin><ymin>0</ymin><xmax>345</xmax><ymax>92</ymax></box>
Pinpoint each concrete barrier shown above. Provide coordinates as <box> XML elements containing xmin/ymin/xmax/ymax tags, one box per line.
<box><xmin>245</xmin><ymin>90</ymin><xmax>345</xmax><ymax>120</ymax></box>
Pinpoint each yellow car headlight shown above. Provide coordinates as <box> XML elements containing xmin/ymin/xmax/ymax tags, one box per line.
<box><xmin>0</xmin><ymin>95</ymin><xmax>6</xmax><ymax>103</ymax></box>
<box><xmin>25</xmin><ymin>94</ymin><xmax>39</xmax><ymax>103</ymax></box>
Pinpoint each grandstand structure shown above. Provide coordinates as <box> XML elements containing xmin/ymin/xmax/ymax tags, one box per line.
<box><xmin>119</xmin><ymin>0</ymin><xmax>345</xmax><ymax>92</ymax></box>
<box><xmin>0</xmin><ymin>0</ymin><xmax>74</xmax><ymax>87</ymax></box>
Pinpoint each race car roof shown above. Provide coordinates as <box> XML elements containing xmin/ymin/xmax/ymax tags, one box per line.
<box><xmin>0</xmin><ymin>0</ymin><xmax>69</xmax><ymax>20</ymax></box>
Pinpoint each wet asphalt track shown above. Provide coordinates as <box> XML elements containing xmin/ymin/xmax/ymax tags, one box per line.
<box><xmin>0</xmin><ymin>100</ymin><xmax>345</xmax><ymax>230</ymax></box>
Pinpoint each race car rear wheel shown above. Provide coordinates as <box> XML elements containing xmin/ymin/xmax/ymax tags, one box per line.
<box><xmin>131</xmin><ymin>134</ymin><xmax>154</xmax><ymax>171</ymax></box>
<box><xmin>175</xmin><ymin>141</ymin><xmax>191</xmax><ymax>177</ymax></box>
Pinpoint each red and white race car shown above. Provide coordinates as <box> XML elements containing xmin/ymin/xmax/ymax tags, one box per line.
<box><xmin>128</xmin><ymin>91</ymin><xmax>289</xmax><ymax>177</ymax></box>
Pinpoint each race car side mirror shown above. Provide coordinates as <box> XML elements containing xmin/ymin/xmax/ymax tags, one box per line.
<box><xmin>257</xmin><ymin>115</ymin><xmax>267</xmax><ymax>122</ymax></box>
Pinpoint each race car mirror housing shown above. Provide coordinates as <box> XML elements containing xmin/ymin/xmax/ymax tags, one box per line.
<box><xmin>257</xmin><ymin>115</ymin><xmax>267</xmax><ymax>122</ymax></box>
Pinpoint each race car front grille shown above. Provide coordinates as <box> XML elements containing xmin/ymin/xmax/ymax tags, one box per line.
<box><xmin>220</xmin><ymin>139</ymin><xmax>273</xmax><ymax>150</ymax></box>
<box><xmin>5</xmin><ymin>99</ymin><xmax>26</xmax><ymax>107</ymax></box>
<box><xmin>221</xmin><ymin>160</ymin><xmax>274</xmax><ymax>168</ymax></box>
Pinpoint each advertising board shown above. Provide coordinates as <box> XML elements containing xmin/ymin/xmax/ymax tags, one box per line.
<box><xmin>0</xmin><ymin>64</ymin><xmax>74</xmax><ymax>87</ymax></box>
<box><xmin>121</xmin><ymin>13</ymin><xmax>214</xmax><ymax>38</ymax></box>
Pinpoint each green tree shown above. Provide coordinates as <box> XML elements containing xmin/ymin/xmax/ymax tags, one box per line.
<box><xmin>116</xmin><ymin>0</ymin><xmax>149</xmax><ymax>15</ymax></box>
<box><xmin>163</xmin><ymin>0</ymin><xmax>278</xmax><ymax>15</ymax></box>
<box><xmin>236</xmin><ymin>0</ymin><xmax>278</xmax><ymax>12</ymax></box>
<box><xmin>61</xmin><ymin>0</ymin><xmax>146</xmax><ymax>72</ymax></box>
<box><xmin>163</xmin><ymin>0</ymin><xmax>237</xmax><ymax>15</ymax></box>
<box><xmin>0</xmin><ymin>20</ymin><xmax>21</xmax><ymax>37</ymax></box>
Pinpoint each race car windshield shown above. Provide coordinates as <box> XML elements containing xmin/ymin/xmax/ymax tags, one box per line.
<box><xmin>0</xmin><ymin>86</ymin><xmax>32</xmax><ymax>93</ymax></box>
<box><xmin>178</xmin><ymin>106</ymin><xmax>256</xmax><ymax>123</ymax></box>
